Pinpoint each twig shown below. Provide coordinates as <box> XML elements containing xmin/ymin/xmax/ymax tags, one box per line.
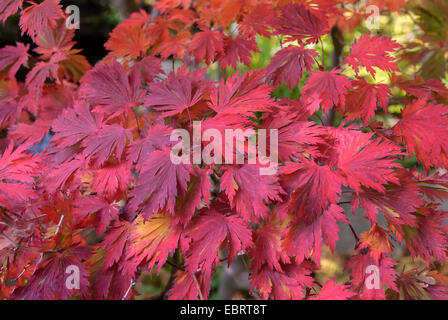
<box><xmin>348</xmin><ymin>223</ymin><xmax>360</xmax><ymax>244</ymax></box>
<box><xmin>54</xmin><ymin>215</ymin><xmax>65</xmax><ymax>235</ymax></box>
<box><xmin>122</xmin><ymin>279</ymin><xmax>136</xmax><ymax>300</ymax></box>
<box><xmin>14</xmin><ymin>264</ymin><xmax>30</xmax><ymax>281</ymax></box>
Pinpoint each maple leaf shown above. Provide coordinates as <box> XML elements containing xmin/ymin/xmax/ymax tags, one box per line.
<box><xmin>359</xmin><ymin>225</ymin><xmax>393</xmax><ymax>260</ymax></box>
<box><xmin>344</xmin><ymin>78</ymin><xmax>391</xmax><ymax>125</ymax></box>
<box><xmin>175</xmin><ymin>166</ymin><xmax>212</xmax><ymax>224</ymax></box>
<box><xmin>41</xmin><ymin>157</ymin><xmax>84</xmax><ymax>193</ymax></box>
<box><xmin>279</xmin><ymin>160</ymin><xmax>343</xmax><ymax>220</ymax></box>
<box><xmin>128</xmin><ymin>148</ymin><xmax>191</xmax><ymax>219</ymax></box>
<box><xmin>250</xmin><ymin>262</ymin><xmax>314</xmax><ymax>300</ymax></box>
<box><xmin>352</xmin><ymin>170</ymin><xmax>424</xmax><ymax>225</ymax></box>
<box><xmin>0</xmin><ymin>143</ymin><xmax>39</xmax><ymax>208</ymax></box>
<box><xmin>82</xmin><ymin>124</ymin><xmax>131</xmax><ymax>167</ymax></box>
<box><xmin>34</xmin><ymin>19</ymin><xmax>76</xmax><ymax>58</ymax></box>
<box><xmin>392</xmin><ymin>98</ymin><xmax>448</xmax><ymax>170</ymax></box>
<box><xmin>221</xmin><ymin>164</ymin><xmax>284</xmax><ymax>222</ymax></box>
<box><xmin>189</xmin><ymin>29</ymin><xmax>224</xmax><ymax>65</ymax></box>
<box><xmin>80</xmin><ymin>61</ymin><xmax>144</xmax><ymax>116</ymax></box>
<box><xmin>283</xmin><ymin>204</ymin><xmax>348</xmax><ymax>264</ymax></box>
<box><xmin>262</xmin><ymin>107</ymin><xmax>324</xmax><ymax>161</ymax></box>
<box><xmin>395</xmin><ymin>266</ymin><xmax>448</xmax><ymax>300</ymax></box>
<box><xmin>154</xmin><ymin>30</ymin><xmax>191</xmax><ymax>60</ymax></box>
<box><xmin>345</xmin><ymin>33</ymin><xmax>400</xmax><ymax>77</ymax></box>
<box><xmin>333</xmin><ymin>129</ymin><xmax>402</xmax><ymax>193</ymax></box>
<box><xmin>127</xmin><ymin>124</ymin><xmax>172</xmax><ymax>170</ymax></box>
<box><xmin>25</xmin><ymin>53</ymin><xmax>64</xmax><ymax>102</ymax></box>
<box><xmin>145</xmin><ymin>70</ymin><xmax>207</xmax><ymax>118</ymax></box>
<box><xmin>0</xmin><ymin>101</ymin><xmax>19</xmax><ymax>130</ymax></box>
<box><xmin>51</xmin><ymin>101</ymin><xmax>98</xmax><ymax>148</ymax></box>
<box><xmin>239</xmin><ymin>3</ymin><xmax>276</xmax><ymax>38</ymax></box>
<box><xmin>218</xmin><ymin>36</ymin><xmax>259</xmax><ymax>70</ymax></box>
<box><xmin>301</xmin><ymin>69</ymin><xmax>352</xmax><ymax>114</ymax></box>
<box><xmin>274</xmin><ymin>3</ymin><xmax>328</xmax><ymax>44</ymax></box>
<box><xmin>311</xmin><ymin>279</ymin><xmax>356</xmax><ymax>300</ymax></box>
<box><xmin>19</xmin><ymin>0</ymin><xmax>64</xmax><ymax>40</ymax></box>
<box><xmin>132</xmin><ymin>56</ymin><xmax>162</xmax><ymax>83</ymax></box>
<box><xmin>74</xmin><ymin>196</ymin><xmax>120</xmax><ymax>235</ymax></box>
<box><xmin>105</xmin><ymin>21</ymin><xmax>151</xmax><ymax>60</ymax></box>
<box><xmin>126</xmin><ymin>213</ymin><xmax>182</xmax><ymax>272</ymax></box>
<box><xmin>392</xmin><ymin>75</ymin><xmax>448</xmax><ymax>104</ymax></box>
<box><xmin>168</xmin><ymin>270</ymin><xmax>210</xmax><ymax>300</ymax></box>
<box><xmin>0</xmin><ymin>42</ymin><xmax>29</xmax><ymax>78</ymax></box>
<box><xmin>395</xmin><ymin>206</ymin><xmax>448</xmax><ymax>263</ymax></box>
<box><xmin>88</xmin><ymin>222</ymin><xmax>136</xmax><ymax>299</ymax></box>
<box><xmin>249</xmin><ymin>218</ymin><xmax>289</xmax><ymax>273</ymax></box>
<box><xmin>0</xmin><ymin>0</ymin><xmax>23</xmax><ymax>22</ymax></box>
<box><xmin>91</xmin><ymin>162</ymin><xmax>133</xmax><ymax>197</ymax></box>
<box><xmin>265</xmin><ymin>45</ymin><xmax>317</xmax><ymax>90</ymax></box>
<box><xmin>185</xmin><ymin>209</ymin><xmax>252</xmax><ymax>277</ymax></box>
<box><xmin>208</xmin><ymin>70</ymin><xmax>274</xmax><ymax>115</ymax></box>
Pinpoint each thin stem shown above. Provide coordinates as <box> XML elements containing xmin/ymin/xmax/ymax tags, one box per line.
<box><xmin>122</xmin><ymin>279</ymin><xmax>136</xmax><ymax>300</ymax></box>
<box><xmin>348</xmin><ymin>223</ymin><xmax>360</xmax><ymax>244</ymax></box>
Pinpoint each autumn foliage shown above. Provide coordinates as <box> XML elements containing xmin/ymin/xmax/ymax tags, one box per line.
<box><xmin>1</xmin><ymin>0</ymin><xmax>448</xmax><ymax>300</ymax></box>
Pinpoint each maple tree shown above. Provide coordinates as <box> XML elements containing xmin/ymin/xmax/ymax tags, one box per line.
<box><xmin>1</xmin><ymin>0</ymin><xmax>448</xmax><ymax>300</ymax></box>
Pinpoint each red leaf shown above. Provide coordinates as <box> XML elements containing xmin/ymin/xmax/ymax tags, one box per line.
<box><xmin>208</xmin><ymin>70</ymin><xmax>274</xmax><ymax>115</ymax></box>
<box><xmin>128</xmin><ymin>148</ymin><xmax>191</xmax><ymax>219</ymax></box>
<box><xmin>185</xmin><ymin>209</ymin><xmax>252</xmax><ymax>277</ymax></box>
<box><xmin>283</xmin><ymin>204</ymin><xmax>348</xmax><ymax>264</ymax></box>
<box><xmin>301</xmin><ymin>69</ymin><xmax>352</xmax><ymax>114</ymax></box>
<box><xmin>74</xmin><ymin>196</ymin><xmax>120</xmax><ymax>235</ymax></box>
<box><xmin>279</xmin><ymin>160</ymin><xmax>343</xmax><ymax>220</ymax></box>
<box><xmin>333</xmin><ymin>129</ymin><xmax>402</xmax><ymax>193</ymax></box>
<box><xmin>221</xmin><ymin>164</ymin><xmax>284</xmax><ymax>222</ymax></box>
<box><xmin>19</xmin><ymin>0</ymin><xmax>64</xmax><ymax>40</ymax></box>
<box><xmin>127</xmin><ymin>124</ymin><xmax>172</xmax><ymax>170</ymax></box>
<box><xmin>52</xmin><ymin>101</ymin><xmax>98</xmax><ymax>148</ymax></box>
<box><xmin>91</xmin><ymin>162</ymin><xmax>132</xmax><ymax>197</ymax></box>
<box><xmin>274</xmin><ymin>3</ymin><xmax>328</xmax><ymax>44</ymax></box>
<box><xmin>145</xmin><ymin>70</ymin><xmax>207</xmax><ymax>117</ymax></box>
<box><xmin>0</xmin><ymin>42</ymin><xmax>29</xmax><ymax>78</ymax></box>
<box><xmin>265</xmin><ymin>45</ymin><xmax>317</xmax><ymax>89</ymax></box>
<box><xmin>189</xmin><ymin>29</ymin><xmax>224</xmax><ymax>65</ymax></box>
<box><xmin>218</xmin><ymin>36</ymin><xmax>259</xmax><ymax>70</ymax></box>
<box><xmin>311</xmin><ymin>279</ymin><xmax>356</xmax><ymax>300</ymax></box>
<box><xmin>352</xmin><ymin>171</ymin><xmax>424</xmax><ymax>226</ymax></box>
<box><xmin>82</xmin><ymin>124</ymin><xmax>131</xmax><ymax>167</ymax></box>
<box><xmin>249</xmin><ymin>218</ymin><xmax>289</xmax><ymax>272</ymax></box>
<box><xmin>250</xmin><ymin>262</ymin><xmax>314</xmax><ymax>299</ymax></box>
<box><xmin>175</xmin><ymin>166</ymin><xmax>212</xmax><ymax>224</ymax></box>
<box><xmin>80</xmin><ymin>61</ymin><xmax>144</xmax><ymax>116</ymax></box>
<box><xmin>126</xmin><ymin>213</ymin><xmax>182</xmax><ymax>272</ymax></box>
<box><xmin>0</xmin><ymin>0</ymin><xmax>23</xmax><ymax>22</ymax></box>
<box><xmin>12</xmin><ymin>245</ymin><xmax>90</xmax><ymax>299</ymax></box>
<box><xmin>392</xmin><ymin>98</ymin><xmax>448</xmax><ymax>170</ymax></box>
<box><xmin>345</xmin><ymin>78</ymin><xmax>391</xmax><ymax>125</ymax></box>
<box><xmin>345</xmin><ymin>33</ymin><xmax>400</xmax><ymax>77</ymax></box>
<box><xmin>168</xmin><ymin>270</ymin><xmax>210</xmax><ymax>300</ymax></box>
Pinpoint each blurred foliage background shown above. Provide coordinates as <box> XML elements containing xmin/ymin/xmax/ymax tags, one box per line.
<box><xmin>1</xmin><ymin>0</ymin><xmax>448</xmax><ymax>299</ymax></box>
